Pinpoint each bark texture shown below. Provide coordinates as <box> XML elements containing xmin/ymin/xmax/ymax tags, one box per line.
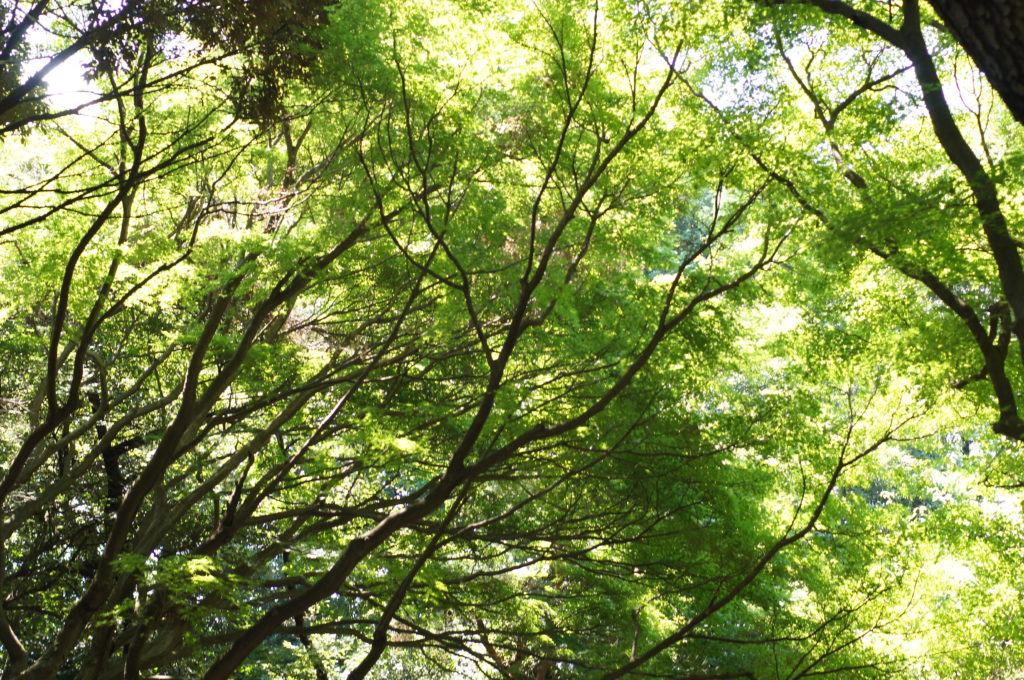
<box><xmin>928</xmin><ymin>0</ymin><xmax>1024</xmax><ymax>127</ymax></box>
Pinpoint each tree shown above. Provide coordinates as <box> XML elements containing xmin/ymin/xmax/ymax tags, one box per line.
<box><xmin>926</xmin><ymin>0</ymin><xmax>1024</xmax><ymax>128</ymax></box>
<box><xmin>0</xmin><ymin>1</ymin><xmax>1021</xmax><ymax>679</ymax></box>
<box><xmin>745</xmin><ymin>0</ymin><xmax>1024</xmax><ymax>443</ymax></box>
<box><xmin>0</xmin><ymin>0</ymin><xmax>329</xmax><ymax>134</ymax></box>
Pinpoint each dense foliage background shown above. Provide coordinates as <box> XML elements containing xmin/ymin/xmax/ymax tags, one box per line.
<box><xmin>2</xmin><ymin>0</ymin><xmax>1024</xmax><ymax>678</ymax></box>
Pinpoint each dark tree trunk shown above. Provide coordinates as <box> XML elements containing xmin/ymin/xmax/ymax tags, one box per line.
<box><xmin>927</xmin><ymin>0</ymin><xmax>1024</xmax><ymax>127</ymax></box>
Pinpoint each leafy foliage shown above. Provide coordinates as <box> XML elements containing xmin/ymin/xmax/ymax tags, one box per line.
<box><xmin>1</xmin><ymin>1</ymin><xmax>1023</xmax><ymax>680</ymax></box>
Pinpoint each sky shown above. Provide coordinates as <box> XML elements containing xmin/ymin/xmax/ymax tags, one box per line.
<box><xmin>41</xmin><ymin>50</ymin><xmax>97</xmax><ymax>111</ymax></box>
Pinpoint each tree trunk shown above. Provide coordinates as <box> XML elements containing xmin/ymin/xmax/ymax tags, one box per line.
<box><xmin>928</xmin><ymin>0</ymin><xmax>1024</xmax><ymax>127</ymax></box>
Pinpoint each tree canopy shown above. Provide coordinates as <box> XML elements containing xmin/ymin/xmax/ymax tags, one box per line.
<box><xmin>2</xmin><ymin>1</ymin><xmax>1024</xmax><ymax>679</ymax></box>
